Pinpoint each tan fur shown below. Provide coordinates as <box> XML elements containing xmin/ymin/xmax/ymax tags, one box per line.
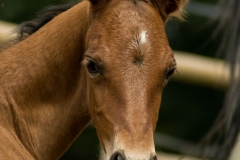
<box><xmin>0</xmin><ymin>1</ymin><xmax>91</xmax><ymax>159</ymax></box>
<box><xmin>0</xmin><ymin>0</ymin><xmax>187</xmax><ymax>159</ymax></box>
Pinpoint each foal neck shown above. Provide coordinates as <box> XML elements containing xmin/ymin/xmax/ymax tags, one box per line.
<box><xmin>0</xmin><ymin>1</ymin><xmax>91</xmax><ymax>159</ymax></box>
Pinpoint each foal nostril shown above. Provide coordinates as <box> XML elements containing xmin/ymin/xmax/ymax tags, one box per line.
<box><xmin>110</xmin><ymin>151</ymin><xmax>125</xmax><ymax>160</ymax></box>
<box><xmin>151</xmin><ymin>154</ymin><xmax>158</xmax><ymax>160</ymax></box>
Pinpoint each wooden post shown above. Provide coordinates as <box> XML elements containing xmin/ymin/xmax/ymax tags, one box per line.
<box><xmin>173</xmin><ymin>51</ymin><xmax>230</xmax><ymax>89</ymax></box>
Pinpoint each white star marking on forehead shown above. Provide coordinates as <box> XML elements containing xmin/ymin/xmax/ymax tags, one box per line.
<box><xmin>140</xmin><ymin>31</ymin><xmax>147</xmax><ymax>44</ymax></box>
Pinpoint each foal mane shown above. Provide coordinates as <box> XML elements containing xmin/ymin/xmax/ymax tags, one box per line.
<box><xmin>0</xmin><ymin>3</ymin><xmax>76</xmax><ymax>51</ymax></box>
<box><xmin>19</xmin><ymin>3</ymin><xmax>76</xmax><ymax>40</ymax></box>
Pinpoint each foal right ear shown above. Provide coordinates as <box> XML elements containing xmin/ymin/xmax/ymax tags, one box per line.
<box><xmin>150</xmin><ymin>0</ymin><xmax>188</xmax><ymax>21</ymax></box>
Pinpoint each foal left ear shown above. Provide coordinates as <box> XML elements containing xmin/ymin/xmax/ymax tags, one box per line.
<box><xmin>150</xmin><ymin>0</ymin><xmax>188</xmax><ymax>21</ymax></box>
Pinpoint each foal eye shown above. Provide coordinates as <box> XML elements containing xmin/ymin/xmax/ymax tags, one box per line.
<box><xmin>86</xmin><ymin>60</ymin><xmax>100</xmax><ymax>74</ymax></box>
<box><xmin>165</xmin><ymin>68</ymin><xmax>176</xmax><ymax>80</ymax></box>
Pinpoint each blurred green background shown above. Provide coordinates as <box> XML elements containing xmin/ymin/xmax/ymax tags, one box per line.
<box><xmin>0</xmin><ymin>0</ymin><xmax>225</xmax><ymax>159</ymax></box>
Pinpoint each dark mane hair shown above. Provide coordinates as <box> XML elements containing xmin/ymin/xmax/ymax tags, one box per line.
<box><xmin>0</xmin><ymin>3</ymin><xmax>77</xmax><ymax>52</ymax></box>
<box><xmin>19</xmin><ymin>3</ymin><xmax>76</xmax><ymax>40</ymax></box>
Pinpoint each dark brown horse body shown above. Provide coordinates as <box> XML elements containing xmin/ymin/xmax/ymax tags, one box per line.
<box><xmin>0</xmin><ymin>0</ymin><xmax>187</xmax><ymax>159</ymax></box>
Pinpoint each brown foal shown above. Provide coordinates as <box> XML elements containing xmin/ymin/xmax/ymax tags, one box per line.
<box><xmin>0</xmin><ymin>0</ymin><xmax>187</xmax><ymax>159</ymax></box>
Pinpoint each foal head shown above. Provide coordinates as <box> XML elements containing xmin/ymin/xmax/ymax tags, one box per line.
<box><xmin>83</xmin><ymin>0</ymin><xmax>187</xmax><ymax>159</ymax></box>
